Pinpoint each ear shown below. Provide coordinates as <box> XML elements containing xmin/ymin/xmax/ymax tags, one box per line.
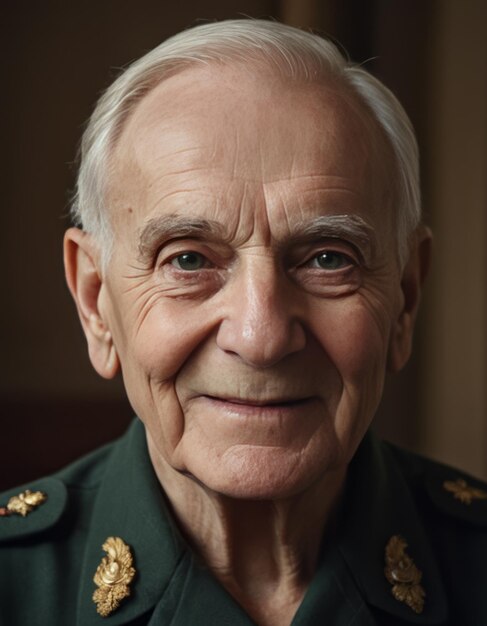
<box><xmin>64</xmin><ymin>227</ymin><xmax>119</xmax><ymax>379</ymax></box>
<box><xmin>387</xmin><ymin>225</ymin><xmax>432</xmax><ymax>373</ymax></box>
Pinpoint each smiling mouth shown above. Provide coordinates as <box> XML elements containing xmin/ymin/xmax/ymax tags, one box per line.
<box><xmin>203</xmin><ymin>395</ymin><xmax>313</xmax><ymax>408</ymax></box>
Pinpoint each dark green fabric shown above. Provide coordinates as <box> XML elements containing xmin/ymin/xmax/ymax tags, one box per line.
<box><xmin>1</xmin><ymin>419</ymin><xmax>486</xmax><ymax>625</ymax></box>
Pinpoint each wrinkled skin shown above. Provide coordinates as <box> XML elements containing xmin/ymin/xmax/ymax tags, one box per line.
<box><xmin>66</xmin><ymin>64</ymin><xmax>425</xmax><ymax>501</ymax></box>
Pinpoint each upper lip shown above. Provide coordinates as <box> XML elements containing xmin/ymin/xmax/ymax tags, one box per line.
<box><xmin>204</xmin><ymin>395</ymin><xmax>312</xmax><ymax>406</ymax></box>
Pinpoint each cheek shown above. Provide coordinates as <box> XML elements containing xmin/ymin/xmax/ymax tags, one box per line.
<box><xmin>310</xmin><ymin>298</ymin><xmax>392</xmax><ymax>452</ymax></box>
<box><xmin>311</xmin><ymin>298</ymin><xmax>392</xmax><ymax>379</ymax></box>
<box><xmin>114</xmin><ymin>300</ymin><xmax>221</xmax><ymax>466</ymax></box>
<box><xmin>123</xmin><ymin>299</ymin><xmax>217</xmax><ymax>381</ymax></box>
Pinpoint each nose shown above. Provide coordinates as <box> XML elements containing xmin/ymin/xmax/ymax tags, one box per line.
<box><xmin>215</xmin><ymin>257</ymin><xmax>306</xmax><ymax>367</ymax></box>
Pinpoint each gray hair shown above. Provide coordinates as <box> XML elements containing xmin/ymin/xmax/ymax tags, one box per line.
<box><xmin>71</xmin><ymin>19</ymin><xmax>420</xmax><ymax>269</ymax></box>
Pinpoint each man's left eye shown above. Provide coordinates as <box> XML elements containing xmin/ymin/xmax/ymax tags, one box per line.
<box><xmin>310</xmin><ymin>251</ymin><xmax>354</xmax><ymax>270</ymax></box>
<box><xmin>171</xmin><ymin>252</ymin><xmax>207</xmax><ymax>271</ymax></box>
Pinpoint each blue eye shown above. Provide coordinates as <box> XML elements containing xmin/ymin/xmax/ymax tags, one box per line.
<box><xmin>171</xmin><ymin>252</ymin><xmax>206</xmax><ymax>271</ymax></box>
<box><xmin>312</xmin><ymin>251</ymin><xmax>352</xmax><ymax>270</ymax></box>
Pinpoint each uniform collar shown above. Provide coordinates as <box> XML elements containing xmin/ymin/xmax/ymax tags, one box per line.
<box><xmin>76</xmin><ymin>422</ymin><xmax>449</xmax><ymax>625</ymax></box>
<box><xmin>76</xmin><ymin>418</ymin><xmax>186</xmax><ymax>626</ymax></box>
<box><xmin>76</xmin><ymin>419</ymin><xmax>258</xmax><ymax>625</ymax></box>
<box><xmin>337</xmin><ymin>431</ymin><xmax>449</xmax><ymax>624</ymax></box>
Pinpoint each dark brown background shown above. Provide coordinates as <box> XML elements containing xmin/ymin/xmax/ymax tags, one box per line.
<box><xmin>2</xmin><ymin>0</ymin><xmax>486</xmax><ymax>491</ymax></box>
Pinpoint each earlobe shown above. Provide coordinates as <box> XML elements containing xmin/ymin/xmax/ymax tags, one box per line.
<box><xmin>387</xmin><ymin>225</ymin><xmax>432</xmax><ymax>373</ymax></box>
<box><xmin>64</xmin><ymin>228</ymin><xmax>119</xmax><ymax>379</ymax></box>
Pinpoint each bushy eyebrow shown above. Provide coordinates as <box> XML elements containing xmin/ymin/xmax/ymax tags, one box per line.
<box><xmin>137</xmin><ymin>215</ymin><xmax>227</xmax><ymax>261</ymax></box>
<box><xmin>137</xmin><ymin>213</ymin><xmax>376</xmax><ymax>263</ymax></box>
<box><xmin>289</xmin><ymin>214</ymin><xmax>376</xmax><ymax>262</ymax></box>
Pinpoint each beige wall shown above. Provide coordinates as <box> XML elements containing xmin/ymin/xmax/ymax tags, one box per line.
<box><xmin>419</xmin><ymin>0</ymin><xmax>487</xmax><ymax>479</ymax></box>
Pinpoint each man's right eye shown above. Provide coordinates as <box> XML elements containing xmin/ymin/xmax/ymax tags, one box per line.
<box><xmin>170</xmin><ymin>252</ymin><xmax>207</xmax><ymax>271</ymax></box>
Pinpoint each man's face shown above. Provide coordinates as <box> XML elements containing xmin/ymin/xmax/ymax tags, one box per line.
<box><xmin>98</xmin><ymin>65</ymin><xmax>404</xmax><ymax>499</ymax></box>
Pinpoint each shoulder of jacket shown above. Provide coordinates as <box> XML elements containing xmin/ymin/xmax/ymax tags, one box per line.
<box><xmin>0</xmin><ymin>476</ymin><xmax>67</xmax><ymax>543</ymax></box>
<box><xmin>0</xmin><ymin>439</ymin><xmax>116</xmax><ymax>544</ymax></box>
<box><xmin>384</xmin><ymin>440</ymin><xmax>487</xmax><ymax>528</ymax></box>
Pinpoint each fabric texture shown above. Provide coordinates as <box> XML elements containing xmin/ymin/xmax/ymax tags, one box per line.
<box><xmin>1</xmin><ymin>418</ymin><xmax>486</xmax><ymax>625</ymax></box>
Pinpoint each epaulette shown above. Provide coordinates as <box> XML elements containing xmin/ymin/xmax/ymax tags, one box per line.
<box><xmin>0</xmin><ymin>477</ymin><xmax>67</xmax><ymax>543</ymax></box>
<box><xmin>424</xmin><ymin>467</ymin><xmax>487</xmax><ymax>527</ymax></box>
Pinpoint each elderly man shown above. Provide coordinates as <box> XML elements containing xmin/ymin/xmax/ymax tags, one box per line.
<box><xmin>1</xmin><ymin>19</ymin><xmax>486</xmax><ymax>626</ymax></box>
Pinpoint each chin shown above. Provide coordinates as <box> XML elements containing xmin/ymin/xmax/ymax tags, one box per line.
<box><xmin>187</xmin><ymin>445</ymin><xmax>334</xmax><ymax>501</ymax></box>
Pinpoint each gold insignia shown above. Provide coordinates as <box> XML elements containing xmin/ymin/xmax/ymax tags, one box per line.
<box><xmin>93</xmin><ymin>537</ymin><xmax>136</xmax><ymax>617</ymax></box>
<box><xmin>385</xmin><ymin>535</ymin><xmax>425</xmax><ymax>614</ymax></box>
<box><xmin>443</xmin><ymin>478</ymin><xmax>487</xmax><ymax>505</ymax></box>
<box><xmin>5</xmin><ymin>490</ymin><xmax>47</xmax><ymax>517</ymax></box>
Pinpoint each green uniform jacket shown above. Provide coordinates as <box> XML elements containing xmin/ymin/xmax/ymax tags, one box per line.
<box><xmin>1</xmin><ymin>419</ymin><xmax>487</xmax><ymax>625</ymax></box>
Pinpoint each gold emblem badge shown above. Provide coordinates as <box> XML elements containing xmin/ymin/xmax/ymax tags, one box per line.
<box><xmin>93</xmin><ymin>537</ymin><xmax>136</xmax><ymax>617</ymax></box>
<box><xmin>443</xmin><ymin>478</ymin><xmax>487</xmax><ymax>505</ymax></box>
<box><xmin>384</xmin><ymin>535</ymin><xmax>425</xmax><ymax>614</ymax></box>
<box><xmin>2</xmin><ymin>490</ymin><xmax>47</xmax><ymax>517</ymax></box>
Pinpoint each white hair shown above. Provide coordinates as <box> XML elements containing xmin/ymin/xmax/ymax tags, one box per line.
<box><xmin>71</xmin><ymin>19</ymin><xmax>421</xmax><ymax>268</ymax></box>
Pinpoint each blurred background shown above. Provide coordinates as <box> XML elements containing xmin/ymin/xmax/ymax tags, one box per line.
<box><xmin>2</xmin><ymin>0</ymin><xmax>486</xmax><ymax>490</ymax></box>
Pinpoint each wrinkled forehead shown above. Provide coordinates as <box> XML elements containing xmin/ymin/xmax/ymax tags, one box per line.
<box><xmin>108</xmin><ymin>63</ymin><xmax>397</xmax><ymax>240</ymax></box>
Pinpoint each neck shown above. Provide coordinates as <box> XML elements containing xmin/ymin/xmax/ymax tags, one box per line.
<box><xmin>147</xmin><ymin>436</ymin><xmax>346</xmax><ymax>626</ymax></box>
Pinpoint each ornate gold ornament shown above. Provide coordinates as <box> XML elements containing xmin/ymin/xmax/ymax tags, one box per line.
<box><xmin>5</xmin><ymin>490</ymin><xmax>47</xmax><ymax>517</ymax></box>
<box><xmin>443</xmin><ymin>478</ymin><xmax>487</xmax><ymax>505</ymax></box>
<box><xmin>93</xmin><ymin>537</ymin><xmax>136</xmax><ymax>617</ymax></box>
<box><xmin>384</xmin><ymin>535</ymin><xmax>425</xmax><ymax>614</ymax></box>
